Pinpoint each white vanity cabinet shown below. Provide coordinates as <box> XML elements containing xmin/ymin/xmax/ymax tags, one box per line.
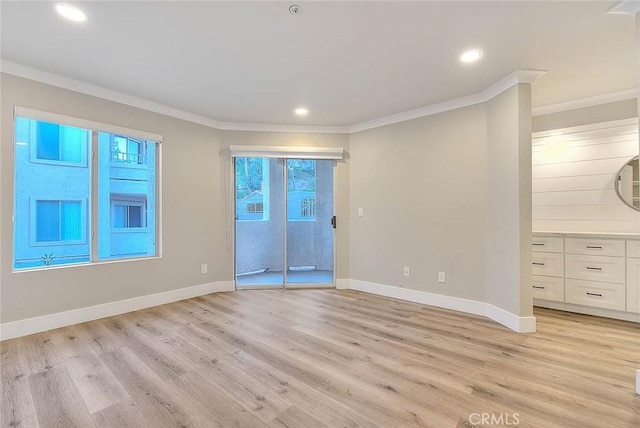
<box><xmin>627</xmin><ymin>240</ymin><xmax>640</xmax><ymax>314</ymax></box>
<box><xmin>532</xmin><ymin>233</ymin><xmax>640</xmax><ymax>320</ymax></box>
<box><xmin>531</xmin><ymin>235</ymin><xmax>564</xmax><ymax>302</ymax></box>
<box><xmin>564</xmin><ymin>237</ymin><xmax>625</xmax><ymax>311</ymax></box>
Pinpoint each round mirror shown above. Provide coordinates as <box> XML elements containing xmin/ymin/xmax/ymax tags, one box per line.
<box><xmin>615</xmin><ymin>156</ymin><xmax>640</xmax><ymax>211</ymax></box>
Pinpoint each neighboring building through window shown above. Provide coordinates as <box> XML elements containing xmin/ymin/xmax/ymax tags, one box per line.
<box><xmin>13</xmin><ymin>112</ymin><xmax>160</xmax><ymax>270</ymax></box>
<box><xmin>112</xmin><ymin>200</ymin><xmax>145</xmax><ymax>228</ymax></box>
<box><xmin>236</xmin><ymin>157</ymin><xmax>270</xmax><ymax>221</ymax></box>
<box><xmin>246</xmin><ymin>202</ymin><xmax>263</xmax><ymax>215</ymax></box>
<box><xmin>34</xmin><ymin>120</ymin><xmax>87</xmax><ymax>164</ymax></box>
<box><xmin>300</xmin><ymin>197</ymin><xmax>316</xmax><ymax>219</ymax></box>
<box><xmin>35</xmin><ymin>200</ymin><xmax>83</xmax><ymax>242</ymax></box>
<box><xmin>287</xmin><ymin>160</ymin><xmax>317</xmax><ymax>221</ymax></box>
<box><xmin>112</xmin><ymin>135</ymin><xmax>145</xmax><ymax>164</ymax></box>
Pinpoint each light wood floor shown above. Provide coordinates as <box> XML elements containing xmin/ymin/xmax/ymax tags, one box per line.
<box><xmin>2</xmin><ymin>289</ymin><xmax>639</xmax><ymax>427</ymax></box>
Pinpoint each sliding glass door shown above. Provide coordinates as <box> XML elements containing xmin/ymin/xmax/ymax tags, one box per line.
<box><xmin>234</xmin><ymin>157</ymin><xmax>334</xmax><ymax>288</ymax></box>
<box><xmin>285</xmin><ymin>159</ymin><xmax>334</xmax><ymax>286</ymax></box>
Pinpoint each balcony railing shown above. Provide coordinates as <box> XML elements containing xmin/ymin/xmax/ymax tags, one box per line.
<box><xmin>111</xmin><ymin>150</ymin><xmax>145</xmax><ymax>165</ymax></box>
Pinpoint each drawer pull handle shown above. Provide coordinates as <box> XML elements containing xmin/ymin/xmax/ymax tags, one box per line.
<box><xmin>586</xmin><ymin>266</ymin><xmax>602</xmax><ymax>271</ymax></box>
<box><xmin>586</xmin><ymin>292</ymin><xmax>602</xmax><ymax>297</ymax></box>
<box><xmin>586</xmin><ymin>246</ymin><xmax>602</xmax><ymax>249</ymax></box>
<box><xmin>532</xmin><ymin>262</ymin><xmax>545</xmax><ymax>266</ymax></box>
<box><xmin>532</xmin><ymin>286</ymin><xmax>545</xmax><ymax>289</ymax></box>
<box><xmin>532</xmin><ymin>243</ymin><xmax>545</xmax><ymax>246</ymax></box>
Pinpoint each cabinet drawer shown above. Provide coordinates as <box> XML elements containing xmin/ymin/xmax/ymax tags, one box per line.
<box><xmin>565</xmin><ymin>279</ymin><xmax>626</xmax><ymax>311</ymax></box>
<box><xmin>565</xmin><ymin>254</ymin><xmax>625</xmax><ymax>284</ymax></box>
<box><xmin>627</xmin><ymin>258</ymin><xmax>640</xmax><ymax>314</ymax></box>
<box><xmin>531</xmin><ymin>236</ymin><xmax>564</xmax><ymax>253</ymax></box>
<box><xmin>627</xmin><ymin>240</ymin><xmax>640</xmax><ymax>259</ymax></box>
<box><xmin>532</xmin><ymin>275</ymin><xmax>564</xmax><ymax>302</ymax></box>
<box><xmin>532</xmin><ymin>252</ymin><xmax>564</xmax><ymax>277</ymax></box>
<box><xmin>565</xmin><ymin>238</ymin><xmax>625</xmax><ymax>257</ymax></box>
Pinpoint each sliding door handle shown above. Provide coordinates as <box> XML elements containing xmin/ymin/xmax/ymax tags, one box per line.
<box><xmin>331</xmin><ymin>216</ymin><xmax>336</xmax><ymax>229</ymax></box>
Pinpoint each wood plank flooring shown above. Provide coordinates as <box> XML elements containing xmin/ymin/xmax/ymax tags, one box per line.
<box><xmin>1</xmin><ymin>289</ymin><xmax>639</xmax><ymax>427</ymax></box>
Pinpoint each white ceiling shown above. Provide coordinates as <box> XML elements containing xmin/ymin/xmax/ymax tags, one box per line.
<box><xmin>0</xmin><ymin>1</ymin><xmax>637</xmax><ymax>127</ymax></box>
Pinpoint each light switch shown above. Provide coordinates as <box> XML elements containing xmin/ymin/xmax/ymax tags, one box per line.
<box><xmin>358</xmin><ymin>207</ymin><xmax>364</xmax><ymax>217</ymax></box>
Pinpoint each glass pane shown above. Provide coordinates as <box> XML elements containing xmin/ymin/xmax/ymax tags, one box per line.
<box><xmin>36</xmin><ymin>121</ymin><xmax>60</xmax><ymax>160</ymax></box>
<box><xmin>61</xmin><ymin>201</ymin><xmax>82</xmax><ymax>240</ymax></box>
<box><xmin>14</xmin><ymin>117</ymin><xmax>90</xmax><ymax>270</ymax></box>
<box><xmin>128</xmin><ymin>140</ymin><xmax>141</xmax><ymax>164</ymax></box>
<box><xmin>98</xmin><ymin>132</ymin><xmax>157</xmax><ymax>260</ymax></box>
<box><xmin>287</xmin><ymin>159</ymin><xmax>316</xmax><ymax>221</ymax></box>
<box><xmin>36</xmin><ymin>201</ymin><xmax>60</xmax><ymax>242</ymax></box>
<box><xmin>113</xmin><ymin>205</ymin><xmax>126</xmax><ymax>228</ymax></box>
<box><xmin>286</xmin><ymin>159</ymin><xmax>333</xmax><ymax>284</ymax></box>
<box><xmin>235</xmin><ymin>157</ymin><xmax>284</xmax><ymax>287</ymax></box>
<box><xmin>235</xmin><ymin>157</ymin><xmax>268</xmax><ymax>220</ymax></box>
<box><xmin>112</xmin><ymin>136</ymin><xmax>127</xmax><ymax>162</ymax></box>
<box><xmin>60</xmin><ymin>125</ymin><xmax>86</xmax><ymax>163</ymax></box>
<box><xmin>128</xmin><ymin>205</ymin><xmax>142</xmax><ymax>227</ymax></box>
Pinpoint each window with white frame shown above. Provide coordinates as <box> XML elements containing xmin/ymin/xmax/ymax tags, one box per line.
<box><xmin>32</xmin><ymin>120</ymin><xmax>89</xmax><ymax>165</ymax></box>
<box><xmin>112</xmin><ymin>135</ymin><xmax>146</xmax><ymax>165</ymax></box>
<box><xmin>34</xmin><ymin>200</ymin><xmax>84</xmax><ymax>242</ymax></box>
<box><xmin>13</xmin><ymin>109</ymin><xmax>161</xmax><ymax>270</ymax></box>
<box><xmin>111</xmin><ymin>200</ymin><xmax>145</xmax><ymax>229</ymax></box>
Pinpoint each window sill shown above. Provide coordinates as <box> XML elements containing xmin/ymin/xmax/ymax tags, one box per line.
<box><xmin>12</xmin><ymin>255</ymin><xmax>161</xmax><ymax>274</ymax></box>
<box><xmin>30</xmin><ymin>158</ymin><xmax>88</xmax><ymax>168</ymax></box>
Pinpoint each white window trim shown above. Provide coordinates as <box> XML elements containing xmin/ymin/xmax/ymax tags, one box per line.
<box><xmin>15</xmin><ymin>106</ymin><xmax>163</xmax><ymax>142</ymax></box>
<box><xmin>230</xmin><ymin>145</ymin><xmax>343</xmax><ymax>160</ymax></box>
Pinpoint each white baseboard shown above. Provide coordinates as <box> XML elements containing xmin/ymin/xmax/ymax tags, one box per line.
<box><xmin>342</xmin><ymin>279</ymin><xmax>536</xmax><ymax>333</ymax></box>
<box><xmin>0</xmin><ymin>281</ymin><xmax>234</xmax><ymax>341</ymax></box>
<box><xmin>336</xmin><ymin>278</ymin><xmax>350</xmax><ymax>290</ymax></box>
<box><xmin>534</xmin><ymin>299</ymin><xmax>640</xmax><ymax>323</ymax></box>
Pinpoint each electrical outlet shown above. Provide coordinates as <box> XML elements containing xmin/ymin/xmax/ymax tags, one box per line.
<box><xmin>403</xmin><ymin>266</ymin><xmax>410</xmax><ymax>277</ymax></box>
<box><xmin>438</xmin><ymin>272</ymin><xmax>446</xmax><ymax>283</ymax></box>
<box><xmin>200</xmin><ymin>264</ymin><xmax>208</xmax><ymax>274</ymax></box>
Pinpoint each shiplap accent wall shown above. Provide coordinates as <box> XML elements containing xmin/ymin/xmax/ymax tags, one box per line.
<box><xmin>532</xmin><ymin>118</ymin><xmax>640</xmax><ymax>233</ymax></box>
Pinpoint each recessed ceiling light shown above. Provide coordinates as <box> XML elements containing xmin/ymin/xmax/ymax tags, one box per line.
<box><xmin>460</xmin><ymin>49</ymin><xmax>483</xmax><ymax>63</ymax></box>
<box><xmin>294</xmin><ymin>107</ymin><xmax>309</xmax><ymax>117</ymax></box>
<box><xmin>55</xmin><ymin>3</ymin><xmax>87</xmax><ymax>23</ymax></box>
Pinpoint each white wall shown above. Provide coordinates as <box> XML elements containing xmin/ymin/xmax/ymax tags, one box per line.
<box><xmin>486</xmin><ymin>84</ymin><xmax>533</xmax><ymax>316</ymax></box>
<box><xmin>348</xmin><ymin>83</ymin><xmax>534</xmax><ymax>325</ymax></box>
<box><xmin>349</xmin><ymin>104</ymin><xmax>489</xmax><ymax>301</ymax></box>
<box><xmin>532</xmin><ymin>119</ymin><xmax>640</xmax><ymax>234</ymax></box>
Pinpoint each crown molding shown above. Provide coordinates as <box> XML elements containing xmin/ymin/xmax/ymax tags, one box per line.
<box><xmin>7</xmin><ymin>61</ymin><xmax>636</xmax><ymax>133</ymax></box>
<box><xmin>0</xmin><ymin>60</ymin><xmax>225</xmax><ymax>130</ymax></box>
<box><xmin>216</xmin><ymin>121</ymin><xmax>349</xmax><ymax>134</ymax></box>
<box><xmin>608</xmin><ymin>1</ymin><xmax>640</xmax><ymax>15</ymax></box>
<box><xmin>0</xmin><ymin>60</ymin><xmax>349</xmax><ymax>134</ymax></box>
<box><xmin>531</xmin><ymin>88</ymin><xmax>637</xmax><ymax>117</ymax></box>
<box><xmin>348</xmin><ymin>69</ymin><xmax>546</xmax><ymax>133</ymax></box>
